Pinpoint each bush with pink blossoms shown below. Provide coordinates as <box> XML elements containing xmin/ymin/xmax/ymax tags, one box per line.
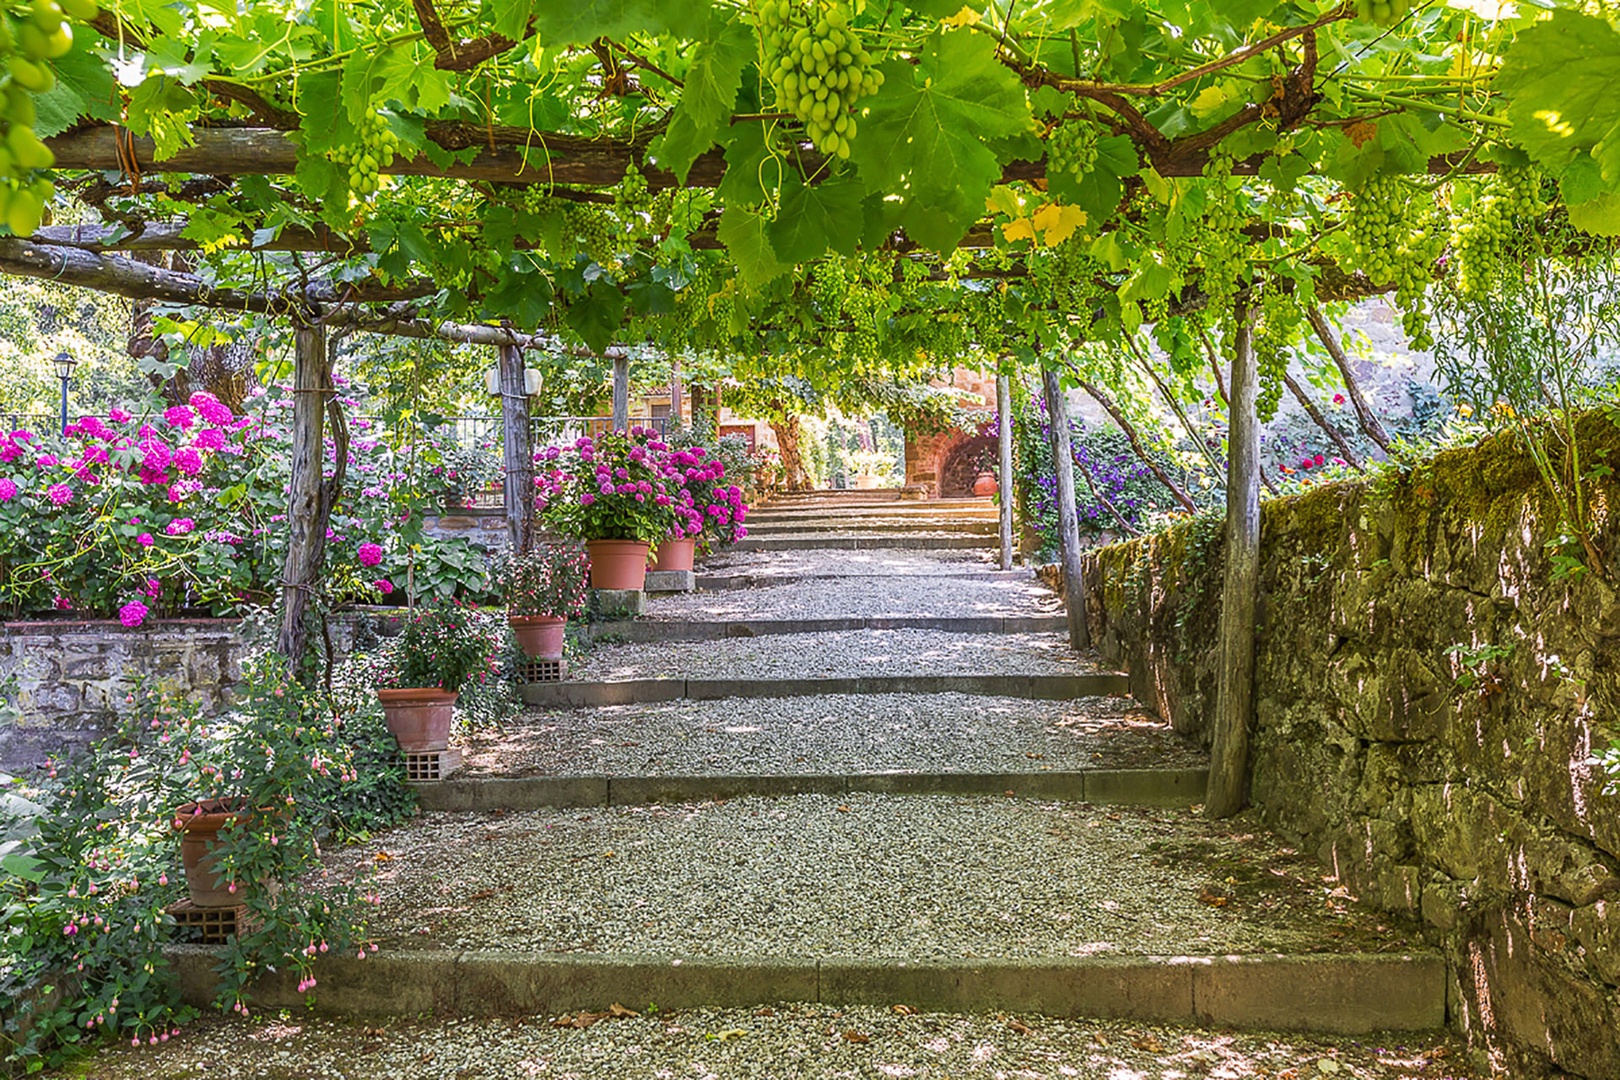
<box><xmin>534</xmin><ymin>427</ymin><xmax>684</xmax><ymax>544</ymax></box>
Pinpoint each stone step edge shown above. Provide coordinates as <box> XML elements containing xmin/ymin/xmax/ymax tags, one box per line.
<box><xmin>412</xmin><ymin>767</ymin><xmax>1211</xmax><ymax>812</ymax></box>
<box><xmin>732</xmin><ymin>537</ymin><xmax>993</xmax><ymax>552</ymax></box>
<box><xmin>694</xmin><ymin>571</ymin><xmax>1025</xmax><ymax>590</ymax></box>
<box><xmin>167</xmin><ymin>948</ymin><xmax>1446</xmax><ymax>1035</ymax></box>
<box><xmin>583</xmin><ymin>615</ymin><xmax>1068</xmax><ymax>642</ymax></box>
<box><xmin>518</xmin><ymin>673</ymin><xmax>1130</xmax><ymax>707</ymax></box>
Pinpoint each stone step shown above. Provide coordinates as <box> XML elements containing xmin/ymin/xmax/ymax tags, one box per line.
<box><xmin>170</xmin><ymin>946</ymin><xmax>1446</xmax><ymax>1034</ymax></box>
<box><xmin>582</xmin><ymin>615</ymin><xmax>1068</xmax><ymax>642</ymax></box>
<box><xmin>732</xmin><ymin>535</ymin><xmax>994</xmax><ymax>552</ymax></box>
<box><xmin>693</xmin><ymin>569</ymin><xmax>1017</xmax><ymax>590</ymax></box>
<box><xmin>412</xmin><ymin>767</ymin><xmax>1209</xmax><ymax>812</ymax></box>
<box><xmin>518</xmin><ymin>672</ymin><xmax>1128</xmax><ymax>707</ymax></box>
<box><xmin>746</xmin><ymin>505</ymin><xmax>1001</xmax><ymax>522</ymax></box>
<box><xmin>742</xmin><ymin>520</ymin><xmax>1000</xmax><ymax>537</ymax></box>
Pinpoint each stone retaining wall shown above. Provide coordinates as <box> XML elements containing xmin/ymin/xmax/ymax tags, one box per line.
<box><xmin>1080</xmin><ymin>419</ymin><xmax>1620</xmax><ymax>1079</ymax></box>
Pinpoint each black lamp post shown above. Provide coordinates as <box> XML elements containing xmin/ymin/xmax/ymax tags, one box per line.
<box><xmin>54</xmin><ymin>351</ymin><xmax>76</xmax><ymax>435</ymax></box>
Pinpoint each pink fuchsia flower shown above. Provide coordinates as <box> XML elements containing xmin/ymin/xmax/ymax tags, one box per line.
<box><xmin>173</xmin><ymin>447</ymin><xmax>203</xmax><ymax>476</ymax></box>
<box><xmin>189</xmin><ymin>391</ymin><xmax>234</xmax><ymax>426</ymax></box>
<box><xmin>53</xmin><ymin>595</ymin><xmax>72</xmax><ymax>610</ymax></box>
<box><xmin>357</xmin><ymin>542</ymin><xmax>384</xmax><ymax>567</ymax></box>
<box><xmin>136</xmin><ymin>533</ymin><xmax>154</xmax><ymax>547</ymax></box>
<box><xmin>46</xmin><ymin>483</ymin><xmax>72</xmax><ymax>505</ymax></box>
<box><xmin>163</xmin><ymin>405</ymin><xmax>196</xmax><ymax>430</ymax></box>
<box><xmin>165</xmin><ymin>518</ymin><xmax>195</xmax><ymax>536</ymax></box>
<box><xmin>374</xmin><ymin>578</ymin><xmax>394</xmax><ymax>595</ymax></box>
<box><xmin>119</xmin><ymin>601</ymin><xmax>149</xmax><ymax>628</ymax></box>
<box><xmin>0</xmin><ymin>478</ymin><xmax>15</xmax><ymax>502</ymax></box>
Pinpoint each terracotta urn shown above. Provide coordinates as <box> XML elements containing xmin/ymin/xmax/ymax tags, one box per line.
<box><xmin>509</xmin><ymin>615</ymin><xmax>567</xmax><ymax>659</ymax></box>
<box><xmin>377</xmin><ymin>687</ymin><xmax>458</xmax><ymax>752</ymax></box>
<box><xmin>973</xmin><ymin>471</ymin><xmax>998</xmax><ymax>497</ymax></box>
<box><xmin>172</xmin><ymin>798</ymin><xmax>253</xmax><ymax>908</ymax></box>
<box><xmin>650</xmin><ymin>537</ymin><xmax>697</xmax><ymax>573</ymax></box>
<box><xmin>586</xmin><ymin>539</ymin><xmax>651</xmax><ymax>590</ymax></box>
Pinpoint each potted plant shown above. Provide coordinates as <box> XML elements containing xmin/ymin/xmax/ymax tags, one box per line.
<box><xmin>373</xmin><ymin>600</ymin><xmax>495</xmax><ymax>751</ymax></box>
<box><xmin>502</xmin><ymin>541</ymin><xmax>589</xmax><ymax>657</ymax></box>
<box><xmin>650</xmin><ymin>445</ymin><xmax>731</xmax><ymax>571</ymax></box>
<box><xmin>171</xmin><ymin>797</ymin><xmax>255</xmax><ymax>907</ymax></box>
<box><xmin>534</xmin><ymin>427</ymin><xmax>684</xmax><ymax>590</ymax></box>
<box><xmin>847</xmin><ymin>448</ymin><xmax>896</xmax><ymax>490</ymax></box>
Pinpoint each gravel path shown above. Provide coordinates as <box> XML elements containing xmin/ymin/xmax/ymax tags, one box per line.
<box><xmin>63</xmin><ymin>1007</ymin><xmax>1481</xmax><ymax>1079</ymax></box>
<box><xmin>335</xmin><ymin>796</ymin><xmax>1419</xmax><ymax>958</ymax></box>
<box><xmin>461</xmin><ymin>693</ymin><xmax>1201</xmax><ymax>777</ymax></box>
<box><xmin>650</xmin><ymin>573</ymin><xmax>1060</xmax><ymax>620</ymax></box>
<box><xmin>698</xmin><ymin>548</ymin><xmax>1005</xmax><ymax>578</ymax></box>
<box><xmin>573</xmin><ymin>630</ymin><xmax>1098</xmax><ymax>681</ymax></box>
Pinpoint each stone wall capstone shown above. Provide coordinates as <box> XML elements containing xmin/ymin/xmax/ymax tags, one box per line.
<box><xmin>1080</xmin><ymin>418</ymin><xmax>1620</xmax><ymax>1079</ymax></box>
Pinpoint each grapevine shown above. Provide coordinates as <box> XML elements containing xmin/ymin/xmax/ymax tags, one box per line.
<box><xmin>1252</xmin><ymin>286</ymin><xmax>1302</xmax><ymax>422</ymax></box>
<box><xmin>1046</xmin><ymin>121</ymin><xmax>1099</xmax><ymax>183</ymax></box>
<box><xmin>0</xmin><ymin>0</ymin><xmax>99</xmax><ymax>236</ymax></box>
<box><xmin>1343</xmin><ymin>174</ymin><xmax>1445</xmax><ymax>349</ymax></box>
<box><xmin>809</xmin><ymin>257</ymin><xmax>847</xmax><ymax>322</ymax></box>
<box><xmin>1354</xmin><ymin>0</ymin><xmax>1411</xmax><ymax>28</ymax></box>
<box><xmin>1449</xmin><ymin>168</ymin><xmax>1544</xmax><ymax>301</ymax></box>
<box><xmin>757</xmin><ymin>0</ymin><xmax>883</xmax><ymax>160</ymax></box>
<box><xmin>327</xmin><ymin>108</ymin><xmax>400</xmax><ymax>198</ymax></box>
<box><xmin>1196</xmin><ymin>154</ymin><xmax>1247</xmax><ymax>333</ymax></box>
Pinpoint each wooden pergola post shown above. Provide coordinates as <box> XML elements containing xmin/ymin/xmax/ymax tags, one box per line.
<box><xmin>277</xmin><ymin>320</ymin><xmax>341</xmax><ymax>672</ymax></box>
<box><xmin>1207</xmin><ymin>298</ymin><xmax>1262</xmax><ymax>818</ymax></box>
<box><xmin>996</xmin><ymin>372</ymin><xmax>1014</xmax><ymax>572</ymax></box>
<box><xmin>1041</xmin><ymin>367</ymin><xmax>1090</xmax><ymax>652</ymax></box>
<box><xmin>611</xmin><ymin>353</ymin><xmax>630</xmax><ymax>431</ymax></box>
<box><xmin>498</xmin><ymin>343</ymin><xmax>535</xmax><ymax>554</ymax></box>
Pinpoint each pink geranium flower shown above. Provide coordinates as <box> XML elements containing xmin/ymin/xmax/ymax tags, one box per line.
<box><xmin>119</xmin><ymin>601</ymin><xmax>149</xmax><ymax>628</ymax></box>
<box><xmin>46</xmin><ymin>483</ymin><xmax>72</xmax><ymax>505</ymax></box>
<box><xmin>357</xmin><ymin>542</ymin><xmax>384</xmax><ymax>567</ymax></box>
<box><xmin>164</xmin><ymin>405</ymin><xmax>196</xmax><ymax>430</ymax></box>
<box><xmin>189</xmin><ymin>391</ymin><xmax>234</xmax><ymax>426</ymax></box>
<box><xmin>165</xmin><ymin>518</ymin><xmax>195</xmax><ymax>535</ymax></box>
<box><xmin>0</xmin><ymin>478</ymin><xmax>16</xmax><ymax>502</ymax></box>
<box><xmin>136</xmin><ymin>533</ymin><xmax>154</xmax><ymax>547</ymax></box>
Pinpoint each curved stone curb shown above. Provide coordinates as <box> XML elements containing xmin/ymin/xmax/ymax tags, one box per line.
<box><xmin>167</xmin><ymin>947</ymin><xmax>1446</xmax><ymax>1033</ymax></box>
<box><xmin>583</xmin><ymin>615</ymin><xmax>1068</xmax><ymax>642</ymax></box>
<box><xmin>411</xmin><ymin>768</ymin><xmax>1211</xmax><ymax>812</ymax></box>
<box><xmin>517</xmin><ymin>673</ymin><xmax>1129</xmax><ymax>708</ymax></box>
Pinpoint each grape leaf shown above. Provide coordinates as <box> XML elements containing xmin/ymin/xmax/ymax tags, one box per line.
<box><xmin>850</xmin><ymin>28</ymin><xmax>1031</xmax><ymax>252</ymax></box>
<box><xmin>32</xmin><ymin>30</ymin><xmax>119</xmax><ymax>137</ymax></box>
<box><xmin>1498</xmin><ymin>9</ymin><xmax>1620</xmax><ymax>185</ymax></box>
<box><xmin>564</xmin><ymin>280</ymin><xmax>626</xmax><ymax>353</ymax></box>
<box><xmin>651</xmin><ymin>12</ymin><xmax>753</xmax><ymax>182</ymax></box>
<box><xmin>485</xmin><ymin>259</ymin><xmax>555</xmax><ymax>331</ymax></box>
<box><xmin>769</xmin><ymin>172</ymin><xmax>866</xmax><ymax>262</ymax></box>
<box><xmin>535</xmin><ymin>0</ymin><xmax>714</xmax><ymax>47</ymax></box>
<box><xmin>717</xmin><ymin>205</ymin><xmax>788</xmax><ymax>287</ymax></box>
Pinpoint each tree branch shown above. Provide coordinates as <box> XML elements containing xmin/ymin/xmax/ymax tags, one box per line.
<box><xmin>1305</xmin><ymin>304</ymin><xmax>1393</xmax><ymax>453</ymax></box>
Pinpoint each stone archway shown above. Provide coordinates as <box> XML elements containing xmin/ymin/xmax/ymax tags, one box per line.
<box><xmin>938</xmin><ymin>435</ymin><xmax>996</xmax><ymax>497</ymax></box>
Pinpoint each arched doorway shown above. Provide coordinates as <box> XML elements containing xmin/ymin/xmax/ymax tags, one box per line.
<box><xmin>938</xmin><ymin>435</ymin><xmax>996</xmax><ymax>497</ymax></box>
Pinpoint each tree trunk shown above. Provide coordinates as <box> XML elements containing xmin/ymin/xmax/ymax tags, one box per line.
<box><xmin>499</xmin><ymin>343</ymin><xmax>536</xmax><ymax>554</ymax></box>
<box><xmin>1305</xmin><ymin>305</ymin><xmax>1392</xmax><ymax>454</ymax></box>
<box><xmin>1282</xmin><ymin>371</ymin><xmax>1363</xmax><ymax>470</ymax></box>
<box><xmin>1041</xmin><ymin>368</ymin><xmax>1090</xmax><ymax>652</ymax></box>
<box><xmin>996</xmin><ymin>373</ymin><xmax>1014</xmax><ymax>572</ymax></box>
<box><xmin>611</xmin><ymin>354</ymin><xmax>630</xmax><ymax>431</ymax></box>
<box><xmin>277</xmin><ymin>321</ymin><xmax>343</xmax><ymax>676</ymax></box>
<box><xmin>1207</xmin><ymin>299</ymin><xmax>1261</xmax><ymax>819</ymax></box>
<box><xmin>770</xmin><ymin>414</ymin><xmax>809</xmax><ymax>491</ymax></box>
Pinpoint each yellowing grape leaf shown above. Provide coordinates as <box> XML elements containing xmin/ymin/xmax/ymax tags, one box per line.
<box><xmin>1032</xmin><ymin>202</ymin><xmax>1087</xmax><ymax>245</ymax></box>
<box><xmin>1001</xmin><ymin>217</ymin><xmax>1037</xmax><ymax>243</ymax></box>
<box><xmin>942</xmin><ymin>6</ymin><xmax>981</xmax><ymax>26</ymax></box>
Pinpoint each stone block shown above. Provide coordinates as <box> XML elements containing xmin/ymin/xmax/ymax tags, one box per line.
<box><xmin>1191</xmin><ymin>953</ymin><xmax>1446</xmax><ymax>1033</ymax></box>
<box><xmin>644</xmin><ymin>570</ymin><xmax>695</xmax><ymax>593</ymax></box>
<box><xmin>590</xmin><ymin>588</ymin><xmax>645</xmax><ymax>619</ymax></box>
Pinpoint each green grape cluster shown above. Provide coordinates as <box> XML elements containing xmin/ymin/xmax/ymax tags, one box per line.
<box><xmin>1252</xmin><ymin>288</ymin><xmax>1301</xmax><ymax>422</ymax></box>
<box><xmin>1344</xmin><ymin>174</ymin><xmax>1445</xmax><ymax>348</ymax></box>
<box><xmin>1355</xmin><ymin>0</ymin><xmax>1411</xmax><ymax>27</ymax></box>
<box><xmin>562</xmin><ymin>200</ymin><xmax>617</xmax><ymax>266</ymax></box>
<box><xmin>1450</xmin><ymin>168</ymin><xmax>1543</xmax><ymax>300</ymax></box>
<box><xmin>328</xmin><ymin>110</ymin><xmax>400</xmax><ymax>197</ymax></box>
<box><xmin>615</xmin><ymin>161</ymin><xmax>651</xmax><ymax>221</ymax></box>
<box><xmin>0</xmin><ymin>0</ymin><xmax>97</xmax><ymax>236</ymax></box>
<box><xmin>809</xmin><ymin>258</ymin><xmax>847</xmax><ymax>320</ymax></box>
<box><xmin>1045</xmin><ymin>121</ymin><xmax>1098</xmax><ymax>183</ymax></box>
<box><xmin>758</xmin><ymin>0</ymin><xmax>882</xmax><ymax>160</ymax></box>
<box><xmin>1197</xmin><ymin>155</ymin><xmax>1247</xmax><ymax>325</ymax></box>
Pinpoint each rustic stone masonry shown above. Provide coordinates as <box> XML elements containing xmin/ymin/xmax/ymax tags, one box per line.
<box><xmin>1079</xmin><ymin>418</ymin><xmax>1620</xmax><ymax>1080</ymax></box>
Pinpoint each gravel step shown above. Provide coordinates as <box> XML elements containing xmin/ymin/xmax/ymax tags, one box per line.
<box><xmin>744</xmin><ymin>520</ymin><xmax>1000</xmax><ymax>536</ymax></box>
<box><xmin>413</xmin><ymin>768</ymin><xmax>1211</xmax><ymax>812</ymax></box>
<box><xmin>519</xmin><ymin>673</ymin><xmax>1127</xmax><ymax>707</ymax></box>
<box><xmin>330</xmin><ymin>796</ymin><xmax>1429</xmax><ymax>963</ymax></box>
<box><xmin>733</xmin><ymin>535</ymin><xmax>995</xmax><ymax>552</ymax></box>
<box><xmin>648</xmin><ymin>572</ymin><xmax>1057</xmax><ymax>620</ymax></box>
<box><xmin>581</xmin><ymin>616</ymin><xmax>1069</xmax><ymax>642</ymax></box>
<box><xmin>460</xmin><ymin>692</ymin><xmax>1198</xmax><ymax>779</ymax></box>
<box><xmin>572</xmin><ymin>630</ymin><xmax>1094</xmax><ymax>682</ymax></box>
<box><xmin>695</xmin><ymin>570</ymin><xmax>1018</xmax><ymax>590</ymax></box>
<box><xmin>166</xmin><ymin>946</ymin><xmax>1447</xmax><ymax>1035</ymax></box>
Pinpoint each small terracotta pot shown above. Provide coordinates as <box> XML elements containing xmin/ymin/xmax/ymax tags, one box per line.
<box><xmin>510</xmin><ymin>615</ymin><xmax>566</xmax><ymax>659</ymax></box>
<box><xmin>973</xmin><ymin>471</ymin><xmax>998</xmax><ymax>497</ymax></box>
<box><xmin>586</xmin><ymin>539</ymin><xmax>651</xmax><ymax>590</ymax></box>
<box><xmin>649</xmin><ymin>537</ymin><xmax>697</xmax><ymax>573</ymax></box>
<box><xmin>377</xmin><ymin>687</ymin><xmax>458</xmax><ymax>752</ymax></box>
<box><xmin>854</xmin><ymin>473</ymin><xmax>879</xmax><ymax>490</ymax></box>
<box><xmin>172</xmin><ymin>798</ymin><xmax>252</xmax><ymax>908</ymax></box>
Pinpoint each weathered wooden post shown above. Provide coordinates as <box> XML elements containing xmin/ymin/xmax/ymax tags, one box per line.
<box><xmin>996</xmin><ymin>372</ymin><xmax>1014</xmax><ymax>572</ymax></box>
<box><xmin>498</xmin><ymin>342</ymin><xmax>535</xmax><ymax>553</ymax></box>
<box><xmin>670</xmin><ymin>355</ymin><xmax>683</xmax><ymax>430</ymax></box>
<box><xmin>278</xmin><ymin>320</ymin><xmax>330</xmax><ymax>670</ymax></box>
<box><xmin>611</xmin><ymin>353</ymin><xmax>630</xmax><ymax>431</ymax></box>
<box><xmin>1207</xmin><ymin>299</ymin><xmax>1261</xmax><ymax>818</ymax></box>
<box><xmin>1041</xmin><ymin>367</ymin><xmax>1090</xmax><ymax>652</ymax></box>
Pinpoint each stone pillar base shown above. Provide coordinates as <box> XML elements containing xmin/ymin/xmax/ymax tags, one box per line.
<box><xmin>590</xmin><ymin>589</ymin><xmax>645</xmax><ymax>619</ymax></box>
<box><xmin>644</xmin><ymin>570</ymin><xmax>695</xmax><ymax>593</ymax></box>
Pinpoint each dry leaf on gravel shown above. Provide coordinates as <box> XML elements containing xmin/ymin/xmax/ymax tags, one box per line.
<box><xmin>843</xmin><ymin>1031</ymin><xmax>871</xmax><ymax>1044</ymax></box>
<box><xmin>892</xmin><ymin>1004</ymin><xmax>914</xmax><ymax>1016</ymax></box>
<box><xmin>1007</xmin><ymin>1019</ymin><xmax>1034</xmax><ymax>1035</ymax></box>
<box><xmin>1131</xmin><ymin>1034</ymin><xmax>1166</xmax><ymax>1052</ymax></box>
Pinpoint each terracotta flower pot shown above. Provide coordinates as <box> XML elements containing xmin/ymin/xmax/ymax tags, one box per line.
<box><xmin>854</xmin><ymin>473</ymin><xmax>879</xmax><ymax>490</ymax></box>
<box><xmin>973</xmin><ymin>471</ymin><xmax>998</xmax><ymax>497</ymax></box>
<box><xmin>172</xmin><ymin>798</ymin><xmax>252</xmax><ymax>908</ymax></box>
<box><xmin>586</xmin><ymin>539</ymin><xmax>651</xmax><ymax>590</ymax></box>
<box><xmin>510</xmin><ymin>615</ymin><xmax>566</xmax><ymax>659</ymax></box>
<box><xmin>377</xmin><ymin>687</ymin><xmax>458</xmax><ymax>752</ymax></box>
<box><xmin>650</xmin><ymin>537</ymin><xmax>696</xmax><ymax>573</ymax></box>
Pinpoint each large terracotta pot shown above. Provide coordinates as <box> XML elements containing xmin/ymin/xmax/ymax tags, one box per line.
<box><xmin>377</xmin><ymin>687</ymin><xmax>458</xmax><ymax>752</ymax></box>
<box><xmin>172</xmin><ymin>798</ymin><xmax>252</xmax><ymax>908</ymax></box>
<box><xmin>650</xmin><ymin>537</ymin><xmax>696</xmax><ymax>573</ymax></box>
<box><xmin>586</xmin><ymin>539</ymin><xmax>651</xmax><ymax>590</ymax></box>
<box><xmin>510</xmin><ymin>615</ymin><xmax>566</xmax><ymax>659</ymax></box>
<box><xmin>854</xmin><ymin>473</ymin><xmax>879</xmax><ymax>490</ymax></box>
<box><xmin>973</xmin><ymin>471</ymin><xmax>998</xmax><ymax>497</ymax></box>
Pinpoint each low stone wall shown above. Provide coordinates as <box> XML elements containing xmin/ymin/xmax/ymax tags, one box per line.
<box><xmin>1081</xmin><ymin>420</ymin><xmax>1620</xmax><ymax>1079</ymax></box>
<box><xmin>0</xmin><ymin>613</ymin><xmax>383</xmax><ymax>774</ymax></box>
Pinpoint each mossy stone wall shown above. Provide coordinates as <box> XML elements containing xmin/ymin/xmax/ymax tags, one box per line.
<box><xmin>1082</xmin><ymin>419</ymin><xmax>1620</xmax><ymax>1079</ymax></box>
